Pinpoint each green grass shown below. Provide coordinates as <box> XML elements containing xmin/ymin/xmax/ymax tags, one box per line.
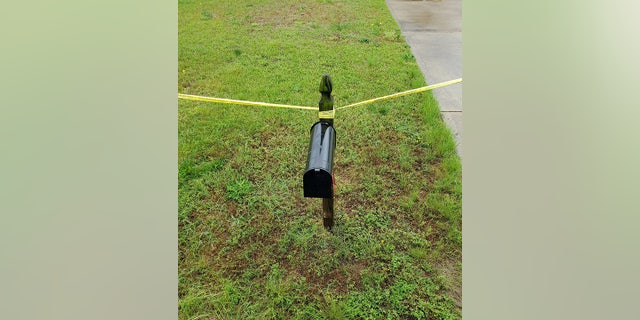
<box><xmin>178</xmin><ymin>0</ymin><xmax>461</xmax><ymax>318</ymax></box>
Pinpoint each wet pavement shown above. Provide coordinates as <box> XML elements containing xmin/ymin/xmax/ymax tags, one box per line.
<box><xmin>386</xmin><ymin>0</ymin><xmax>463</xmax><ymax>156</ymax></box>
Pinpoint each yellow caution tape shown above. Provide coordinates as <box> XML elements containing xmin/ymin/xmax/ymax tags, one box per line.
<box><xmin>177</xmin><ymin>78</ymin><xmax>462</xmax><ymax>115</ymax></box>
<box><xmin>177</xmin><ymin>93</ymin><xmax>316</xmax><ymax>111</ymax></box>
<box><xmin>336</xmin><ymin>78</ymin><xmax>462</xmax><ymax>111</ymax></box>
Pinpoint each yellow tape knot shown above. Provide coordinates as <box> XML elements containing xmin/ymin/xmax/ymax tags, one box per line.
<box><xmin>318</xmin><ymin>109</ymin><xmax>335</xmax><ymax>119</ymax></box>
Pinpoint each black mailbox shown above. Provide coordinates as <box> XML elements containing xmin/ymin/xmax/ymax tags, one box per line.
<box><xmin>303</xmin><ymin>121</ymin><xmax>336</xmax><ymax>198</ymax></box>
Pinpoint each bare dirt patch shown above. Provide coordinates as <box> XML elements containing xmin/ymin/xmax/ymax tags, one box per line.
<box><xmin>248</xmin><ymin>2</ymin><xmax>353</xmax><ymax>28</ymax></box>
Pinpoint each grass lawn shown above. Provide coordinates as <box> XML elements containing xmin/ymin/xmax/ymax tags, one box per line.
<box><xmin>178</xmin><ymin>0</ymin><xmax>461</xmax><ymax>319</ymax></box>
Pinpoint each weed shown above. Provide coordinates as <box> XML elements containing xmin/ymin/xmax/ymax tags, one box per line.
<box><xmin>225</xmin><ymin>179</ymin><xmax>253</xmax><ymax>202</ymax></box>
<box><xmin>200</xmin><ymin>11</ymin><xmax>213</xmax><ymax>20</ymax></box>
<box><xmin>402</xmin><ymin>52</ymin><xmax>414</xmax><ymax>62</ymax></box>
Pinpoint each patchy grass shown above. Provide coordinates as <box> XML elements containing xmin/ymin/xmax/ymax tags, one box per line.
<box><xmin>179</xmin><ymin>0</ymin><xmax>461</xmax><ymax>319</ymax></box>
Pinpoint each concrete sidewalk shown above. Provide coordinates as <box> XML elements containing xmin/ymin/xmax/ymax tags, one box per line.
<box><xmin>386</xmin><ymin>0</ymin><xmax>462</xmax><ymax>156</ymax></box>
